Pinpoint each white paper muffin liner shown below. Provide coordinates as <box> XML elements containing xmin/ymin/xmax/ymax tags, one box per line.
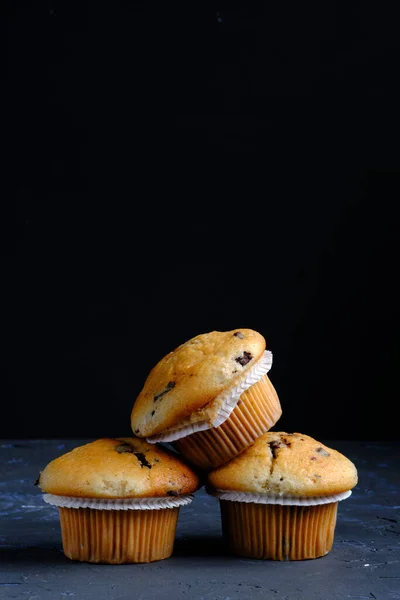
<box><xmin>146</xmin><ymin>350</ymin><xmax>273</xmax><ymax>443</ymax></box>
<box><xmin>211</xmin><ymin>489</ymin><xmax>352</xmax><ymax>506</ymax></box>
<box><xmin>43</xmin><ymin>493</ymin><xmax>194</xmax><ymax>511</ymax></box>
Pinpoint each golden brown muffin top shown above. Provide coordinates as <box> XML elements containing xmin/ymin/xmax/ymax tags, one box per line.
<box><xmin>131</xmin><ymin>329</ymin><xmax>266</xmax><ymax>437</ymax></box>
<box><xmin>37</xmin><ymin>438</ymin><xmax>200</xmax><ymax>499</ymax></box>
<box><xmin>207</xmin><ymin>432</ymin><xmax>358</xmax><ymax>497</ymax></box>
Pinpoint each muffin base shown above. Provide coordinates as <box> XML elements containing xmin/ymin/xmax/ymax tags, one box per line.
<box><xmin>58</xmin><ymin>506</ymin><xmax>179</xmax><ymax>564</ymax></box>
<box><xmin>172</xmin><ymin>374</ymin><xmax>281</xmax><ymax>470</ymax></box>
<box><xmin>220</xmin><ymin>500</ymin><xmax>338</xmax><ymax>560</ymax></box>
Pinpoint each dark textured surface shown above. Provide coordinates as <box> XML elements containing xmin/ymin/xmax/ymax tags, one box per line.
<box><xmin>1</xmin><ymin>439</ymin><xmax>399</xmax><ymax>600</ymax></box>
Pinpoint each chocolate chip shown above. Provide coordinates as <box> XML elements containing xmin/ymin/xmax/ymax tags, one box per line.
<box><xmin>310</xmin><ymin>456</ymin><xmax>317</xmax><ymax>461</ymax></box>
<box><xmin>115</xmin><ymin>443</ymin><xmax>134</xmax><ymax>453</ymax></box>
<box><xmin>151</xmin><ymin>410</ymin><xmax>155</xmax><ymax>417</ymax></box>
<box><xmin>134</xmin><ymin>429</ymin><xmax>140</xmax><ymax>434</ymax></box>
<box><xmin>235</xmin><ymin>351</ymin><xmax>253</xmax><ymax>366</ymax></box>
<box><xmin>167</xmin><ymin>490</ymin><xmax>179</xmax><ymax>496</ymax></box>
<box><xmin>134</xmin><ymin>452</ymin><xmax>152</xmax><ymax>469</ymax></box>
<box><xmin>154</xmin><ymin>381</ymin><xmax>176</xmax><ymax>402</ymax></box>
<box><xmin>233</xmin><ymin>332</ymin><xmax>244</xmax><ymax>339</ymax></box>
<box><xmin>315</xmin><ymin>447</ymin><xmax>330</xmax><ymax>457</ymax></box>
<box><xmin>269</xmin><ymin>440</ymin><xmax>285</xmax><ymax>459</ymax></box>
<box><xmin>281</xmin><ymin>437</ymin><xmax>292</xmax><ymax>447</ymax></box>
<box><xmin>269</xmin><ymin>436</ymin><xmax>290</xmax><ymax>459</ymax></box>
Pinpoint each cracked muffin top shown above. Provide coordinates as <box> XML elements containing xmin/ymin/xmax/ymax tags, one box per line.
<box><xmin>36</xmin><ymin>438</ymin><xmax>200</xmax><ymax>499</ymax></box>
<box><xmin>130</xmin><ymin>329</ymin><xmax>267</xmax><ymax>438</ymax></box>
<box><xmin>207</xmin><ymin>432</ymin><xmax>358</xmax><ymax>497</ymax></box>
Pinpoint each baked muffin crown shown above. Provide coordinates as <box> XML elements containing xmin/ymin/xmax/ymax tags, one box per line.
<box><xmin>131</xmin><ymin>329</ymin><xmax>266</xmax><ymax>437</ymax></box>
<box><xmin>37</xmin><ymin>438</ymin><xmax>200</xmax><ymax>499</ymax></box>
<box><xmin>207</xmin><ymin>432</ymin><xmax>358</xmax><ymax>497</ymax></box>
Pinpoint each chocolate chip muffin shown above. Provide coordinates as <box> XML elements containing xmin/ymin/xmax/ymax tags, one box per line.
<box><xmin>130</xmin><ymin>329</ymin><xmax>282</xmax><ymax>470</ymax></box>
<box><xmin>207</xmin><ymin>432</ymin><xmax>358</xmax><ymax>560</ymax></box>
<box><xmin>36</xmin><ymin>437</ymin><xmax>200</xmax><ymax>563</ymax></box>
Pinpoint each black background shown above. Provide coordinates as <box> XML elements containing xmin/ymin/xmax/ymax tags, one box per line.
<box><xmin>6</xmin><ymin>3</ymin><xmax>399</xmax><ymax>441</ymax></box>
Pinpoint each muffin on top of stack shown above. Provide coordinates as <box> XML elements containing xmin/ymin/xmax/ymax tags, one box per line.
<box><xmin>130</xmin><ymin>328</ymin><xmax>282</xmax><ymax>471</ymax></box>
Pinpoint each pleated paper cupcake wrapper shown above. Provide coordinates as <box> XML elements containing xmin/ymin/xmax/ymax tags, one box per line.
<box><xmin>58</xmin><ymin>506</ymin><xmax>180</xmax><ymax>564</ymax></box>
<box><xmin>216</xmin><ymin>491</ymin><xmax>351</xmax><ymax>560</ymax></box>
<box><xmin>213</xmin><ymin>489</ymin><xmax>352</xmax><ymax>506</ymax></box>
<box><xmin>43</xmin><ymin>493</ymin><xmax>194</xmax><ymax>510</ymax></box>
<box><xmin>43</xmin><ymin>495</ymin><xmax>193</xmax><ymax>564</ymax></box>
<box><xmin>147</xmin><ymin>350</ymin><xmax>273</xmax><ymax>444</ymax></box>
<box><xmin>171</xmin><ymin>373</ymin><xmax>282</xmax><ymax>470</ymax></box>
